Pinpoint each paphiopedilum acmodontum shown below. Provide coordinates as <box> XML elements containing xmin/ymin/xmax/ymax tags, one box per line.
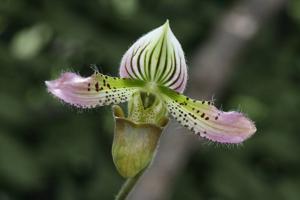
<box><xmin>46</xmin><ymin>21</ymin><xmax>256</xmax><ymax>178</ymax></box>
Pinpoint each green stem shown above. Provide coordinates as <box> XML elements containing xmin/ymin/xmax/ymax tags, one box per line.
<box><xmin>115</xmin><ymin>170</ymin><xmax>145</xmax><ymax>200</ymax></box>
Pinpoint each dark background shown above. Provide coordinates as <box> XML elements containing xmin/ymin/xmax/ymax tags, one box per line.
<box><xmin>1</xmin><ymin>0</ymin><xmax>300</xmax><ymax>199</ymax></box>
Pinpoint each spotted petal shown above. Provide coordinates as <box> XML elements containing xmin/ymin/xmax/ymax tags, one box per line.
<box><xmin>46</xmin><ymin>72</ymin><xmax>145</xmax><ymax>108</ymax></box>
<box><xmin>159</xmin><ymin>86</ymin><xmax>256</xmax><ymax>144</ymax></box>
<box><xmin>119</xmin><ymin>21</ymin><xmax>188</xmax><ymax>93</ymax></box>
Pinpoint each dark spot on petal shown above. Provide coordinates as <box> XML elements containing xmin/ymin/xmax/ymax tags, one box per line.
<box><xmin>95</xmin><ymin>82</ymin><xmax>99</xmax><ymax>91</ymax></box>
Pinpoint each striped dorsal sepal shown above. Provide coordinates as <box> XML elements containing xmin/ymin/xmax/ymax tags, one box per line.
<box><xmin>119</xmin><ymin>21</ymin><xmax>188</xmax><ymax>93</ymax></box>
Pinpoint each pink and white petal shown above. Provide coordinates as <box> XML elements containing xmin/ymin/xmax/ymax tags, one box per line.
<box><xmin>160</xmin><ymin>86</ymin><xmax>256</xmax><ymax>144</ymax></box>
<box><xmin>46</xmin><ymin>72</ymin><xmax>143</xmax><ymax>108</ymax></box>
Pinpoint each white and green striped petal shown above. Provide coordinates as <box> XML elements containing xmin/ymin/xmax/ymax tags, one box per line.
<box><xmin>46</xmin><ymin>72</ymin><xmax>145</xmax><ymax>108</ymax></box>
<box><xmin>159</xmin><ymin>86</ymin><xmax>256</xmax><ymax>144</ymax></box>
<box><xmin>119</xmin><ymin>21</ymin><xmax>188</xmax><ymax>93</ymax></box>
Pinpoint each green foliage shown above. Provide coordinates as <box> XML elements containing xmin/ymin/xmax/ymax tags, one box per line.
<box><xmin>1</xmin><ymin>0</ymin><xmax>300</xmax><ymax>199</ymax></box>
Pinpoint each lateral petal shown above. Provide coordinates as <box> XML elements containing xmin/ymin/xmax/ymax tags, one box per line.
<box><xmin>46</xmin><ymin>72</ymin><xmax>145</xmax><ymax>108</ymax></box>
<box><xmin>160</xmin><ymin>86</ymin><xmax>256</xmax><ymax>144</ymax></box>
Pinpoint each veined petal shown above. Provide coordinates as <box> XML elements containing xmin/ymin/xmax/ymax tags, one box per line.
<box><xmin>119</xmin><ymin>20</ymin><xmax>188</xmax><ymax>93</ymax></box>
<box><xmin>45</xmin><ymin>72</ymin><xmax>145</xmax><ymax>108</ymax></box>
<box><xmin>159</xmin><ymin>86</ymin><xmax>256</xmax><ymax>144</ymax></box>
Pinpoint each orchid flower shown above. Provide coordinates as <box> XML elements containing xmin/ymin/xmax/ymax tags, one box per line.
<box><xmin>46</xmin><ymin>21</ymin><xmax>256</xmax><ymax>179</ymax></box>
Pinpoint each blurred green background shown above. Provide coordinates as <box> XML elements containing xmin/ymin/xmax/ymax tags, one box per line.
<box><xmin>1</xmin><ymin>0</ymin><xmax>300</xmax><ymax>199</ymax></box>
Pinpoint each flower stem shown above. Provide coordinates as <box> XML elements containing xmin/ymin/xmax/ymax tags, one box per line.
<box><xmin>115</xmin><ymin>170</ymin><xmax>144</xmax><ymax>200</ymax></box>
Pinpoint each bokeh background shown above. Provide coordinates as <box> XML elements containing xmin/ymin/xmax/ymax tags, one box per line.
<box><xmin>1</xmin><ymin>0</ymin><xmax>300</xmax><ymax>199</ymax></box>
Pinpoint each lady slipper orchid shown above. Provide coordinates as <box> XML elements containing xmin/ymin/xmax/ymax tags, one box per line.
<box><xmin>46</xmin><ymin>21</ymin><xmax>256</xmax><ymax>176</ymax></box>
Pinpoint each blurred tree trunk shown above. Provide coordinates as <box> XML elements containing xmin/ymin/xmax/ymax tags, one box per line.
<box><xmin>129</xmin><ymin>0</ymin><xmax>287</xmax><ymax>199</ymax></box>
